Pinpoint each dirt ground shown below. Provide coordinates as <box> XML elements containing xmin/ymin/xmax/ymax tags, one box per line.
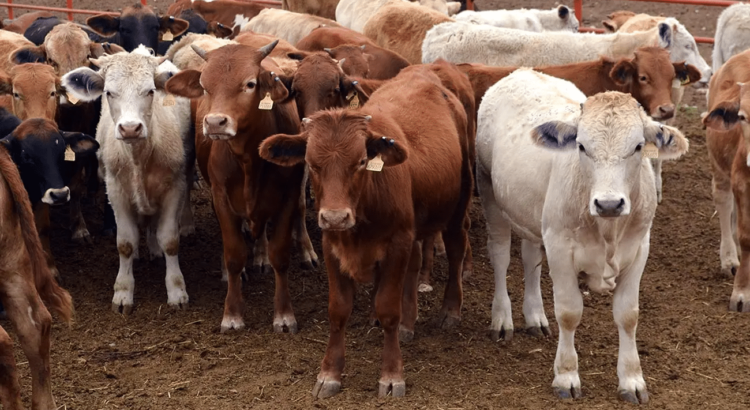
<box><xmin>2</xmin><ymin>0</ymin><xmax>750</xmax><ymax>409</ymax></box>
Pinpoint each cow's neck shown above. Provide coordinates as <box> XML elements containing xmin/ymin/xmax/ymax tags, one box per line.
<box><xmin>608</xmin><ymin>29</ymin><xmax>658</xmax><ymax>58</ymax></box>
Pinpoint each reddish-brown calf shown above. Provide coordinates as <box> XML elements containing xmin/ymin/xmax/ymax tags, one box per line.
<box><xmin>166</xmin><ymin>41</ymin><xmax>306</xmax><ymax>332</ymax></box>
<box><xmin>259</xmin><ymin>66</ymin><xmax>473</xmax><ymax>399</ymax></box>
<box><xmin>167</xmin><ymin>0</ymin><xmax>268</xmax><ymax>27</ymax></box>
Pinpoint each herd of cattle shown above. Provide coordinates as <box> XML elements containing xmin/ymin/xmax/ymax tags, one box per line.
<box><xmin>1</xmin><ymin>0</ymin><xmax>750</xmax><ymax>407</ymax></box>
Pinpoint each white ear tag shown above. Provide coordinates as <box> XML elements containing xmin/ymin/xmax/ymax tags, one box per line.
<box><xmin>162</xmin><ymin>31</ymin><xmax>174</xmax><ymax>41</ymax></box>
<box><xmin>366</xmin><ymin>154</ymin><xmax>384</xmax><ymax>172</ymax></box>
<box><xmin>642</xmin><ymin>142</ymin><xmax>659</xmax><ymax>159</ymax></box>
<box><xmin>67</xmin><ymin>92</ymin><xmax>79</xmax><ymax>105</ymax></box>
<box><xmin>258</xmin><ymin>93</ymin><xmax>273</xmax><ymax>110</ymax></box>
<box><xmin>672</xmin><ymin>78</ymin><xmax>681</xmax><ymax>89</ymax></box>
<box><xmin>64</xmin><ymin>145</ymin><xmax>76</xmax><ymax>162</ymax></box>
<box><xmin>163</xmin><ymin>94</ymin><xmax>176</xmax><ymax>106</ymax></box>
<box><xmin>347</xmin><ymin>91</ymin><xmax>359</xmax><ymax>109</ymax></box>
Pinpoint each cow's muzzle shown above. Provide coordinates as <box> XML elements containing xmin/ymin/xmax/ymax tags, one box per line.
<box><xmin>593</xmin><ymin>197</ymin><xmax>627</xmax><ymax>218</ymax></box>
<box><xmin>117</xmin><ymin>121</ymin><xmax>145</xmax><ymax>141</ymax></box>
<box><xmin>204</xmin><ymin>114</ymin><xmax>236</xmax><ymax>140</ymax></box>
<box><xmin>42</xmin><ymin>187</ymin><xmax>70</xmax><ymax>205</ymax></box>
<box><xmin>318</xmin><ymin>208</ymin><xmax>355</xmax><ymax>231</ymax></box>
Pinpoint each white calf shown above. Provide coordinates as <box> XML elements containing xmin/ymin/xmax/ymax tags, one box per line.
<box><xmin>476</xmin><ymin>69</ymin><xmax>689</xmax><ymax>403</ymax></box>
<box><xmin>62</xmin><ymin>46</ymin><xmax>191</xmax><ymax>313</ymax></box>
<box><xmin>455</xmin><ymin>5</ymin><xmax>578</xmax><ymax>32</ymax></box>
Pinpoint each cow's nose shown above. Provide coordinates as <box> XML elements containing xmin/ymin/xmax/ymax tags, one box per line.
<box><xmin>656</xmin><ymin>104</ymin><xmax>675</xmax><ymax>119</ymax></box>
<box><xmin>43</xmin><ymin>187</ymin><xmax>70</xmax><ymax>205</ymax></box>
<box><xmin>205</xmin><ymin>114</ymin><xmax>228</xmax><ymax>128</ymax></box>
<box><xmin>318</xmin><ymin>208</ymin><xmax>355</xmax><ymax>230</ymax></box>
<box><xmin>118</xmin><ymin>122</ymin><xmax>143</xmax><ymax>139</ymax></box>
<box><xmin>204</xmin><ymin>114</ymin><xmax>234</xmax><ymax>137</ymax></box>
<box><xmin>594</xmin><ymin>198</ymin><xmax>625</xmax><ymax>217</ymax></box>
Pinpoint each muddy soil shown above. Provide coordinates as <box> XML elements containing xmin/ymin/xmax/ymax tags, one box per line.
<box><xmin>2</xmin><ymin>0</ymin><xmax>749</xmax><ymax>409</ymax></box>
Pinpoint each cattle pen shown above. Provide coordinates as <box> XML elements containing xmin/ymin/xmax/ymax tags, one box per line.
<box><xmin>574</xmin><ymin>0</ymin><xmax>739</xmax><ymax>43</ymax></box>
<box><xmin>0</xmin><ymin>0</ymin><xmax>283</xmax><ymax>20</ymax></box>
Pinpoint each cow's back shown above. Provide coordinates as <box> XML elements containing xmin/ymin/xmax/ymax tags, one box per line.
<box><xmin>713</xmin><ymin>4</ymin><xmax>750</xmax><ymax>73</ymax></box>
<box><xmin>245</xmin><ymin>8</ymin><xmax>342</xmax><ymax>46</ymax></box>
<box><xmin>477</xmin><ymin>69</ymin><xmax>585</xmax><ymax>241</ymax></box>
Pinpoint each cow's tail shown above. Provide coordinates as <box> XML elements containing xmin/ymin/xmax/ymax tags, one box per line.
<box><xmin>0</xmin><ymin>146</ymin><xmax>73</xmax><ymax>324</ymax></box>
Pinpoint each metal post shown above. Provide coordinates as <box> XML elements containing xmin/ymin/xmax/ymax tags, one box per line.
<box><xmin>7</xmin><ymin>0</ymin><xmax>12</xmax><ymax>19</ymax></box>
<box><xmin>467</xmin><ymin>0</ymin><xmax>474</xmax><ymax>11</ymax></box>
<box><xmin>574</xmin><ymin>0</ymin><xmax>582</xmax><ymax>27</ymax></box>
<box><xmin>67</xmin><ymin>0</ymin><xmax>73</xmax><ymax>21</ymax></box>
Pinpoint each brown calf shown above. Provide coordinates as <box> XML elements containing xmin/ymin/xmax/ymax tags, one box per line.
<box><xmin>2</xmin><ymin>11</ymin><xmax>54</xmax><ymax>34</ymax></box>
<box><xmin>260</xmin><ymin>65</ymin><xmax>473</xmax><ymax>399</ymax></box>
<box><xmin>297</xmin><ymin>27</ymin><xmax>411</xmax><ymax>80</ymax></box>
<box><xmin>702</xmin><ymin>49</ymin><xmax>750</xmax><ymax>312</ymax></box>
<box><xmin>167</xmin><ymin>41</ymin><xmax>307</xmax><ymax>332</ymax></box>
<box><xmin>167</xmin><ymin>0</ymin><xmax>269</xmax><ymax>27</ymax></box>
<box><xmin>0</xmin><ymin>144</ymin><xmax>73</xmax><ymax>410</ymax></box>
<box><xmin>459</xmin><ymin>47</ymin><xmax>701</xmax><ymax>120</ymax></box>
<box><xmin>283</xmin><ymin>0</ymin><xmax>339</xmax><ymax>20</ymax></box>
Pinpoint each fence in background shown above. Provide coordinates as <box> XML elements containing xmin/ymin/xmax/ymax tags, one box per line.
<box><xmin>573</xmin><ymin>0</ymin><xmax>741</xmax><ymax>43</ymax></box>
<box><xmin>0</xmin><ymin>0</ymin><xmax>283</xmax><ymax>21</ymax></box>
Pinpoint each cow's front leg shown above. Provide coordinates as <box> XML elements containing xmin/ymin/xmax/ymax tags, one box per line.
<box><xmin>713</xmin><ymin>177</ymin><xmax>739</xmax><ymax>277</ymax></box>
<box><xmin>547</xmin><ymin>245</ymin><xmax>583</xmax><ymax>399</ymax></box>
<box><xmin>159</xmin><ymin>187</ymin><xmax>188</xmax><ymax>309</ymax></box>
<box><xmin>214</xmin><ymin>191</ymin><xmax>247</xmax><ymax>331</ymax></box>
<box><xmin>399</xmin><ymin>240</ymin><xmax>421</xmax><ymax>342</ymax></box>
<box><xmin>731</xmin><ymin>178</ymin><xmax>750</xmax><ymax>312</ymax></box>
<box><xmin>111</xmin><ymin>191</ymin><xmax>138</xmax><ymax>315</ymax></box>
<box><xmin>268</xmin><ymin>195</ymin><xmax>298</xmax><ymax>333</ymax></box>
<box><xmin>375</xmin><ymin>232</ymin><xmax>411</xmax><ymax>398</ymax></box>
<box><xmin>652</xmin><ymin>158</ymin><xmax>663</xmax><ymax>203</ymax></box>
<box><xmin>481</xmin><ymin>193</ymin><xmax>514</xmax><ymax>341</ymax></box>
<box><xmin>522</xmin><ymin>239</ymin><xmax>549</xmax><ymax>336</ymax></box>
<box><xmin>313</xmin><ymin>238</ymin><xmax>354</xmax><ymax>399</ymax></box>
<box><xmin>614</xmin><ymin>239</ymin><xmax>649</xmax><ymax>404</ymax></box>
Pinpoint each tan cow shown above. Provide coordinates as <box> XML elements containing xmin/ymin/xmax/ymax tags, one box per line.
<box><xmin>242</xmin><ymin>8</ymin><xmax>343</xmax><ymax>46</ymax></box>
<box><xmin>283</xmin><ymin>0</ymin><xmax>340</xmax><ymax>19</ymax></box>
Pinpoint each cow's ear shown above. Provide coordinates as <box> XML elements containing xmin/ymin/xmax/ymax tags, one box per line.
<box><xmin>61</xmin><ymin>67</ymin><xmax>104</xmax><ymax>101</ymax></box>
<box><xmin>11</xmin><ymin>45</ymin><xmax>46</xmax><ymax>65</ymax></box>
<box><xmin>644</xmin><ymin>122</ymin><xmax>689</xmax><ymax>160</ymax></box>
<box><xmin>0</xmin><ymin>134</ymin><xmax>19</xmax><ymax>158</ymax></box>
<box><xmin>657</xmin><ymin>21</ymin><xmax>673</xmax><ymax>48</ymax></box>
<box><xmin>165</xmin><ymin>69</ymin><xmax>203</xmax><ymax>99</ymax></box>
<box><xmin>275</xmin><ymin>73</ymin><xmax>296</xmax><ymax>103</ymax></box>
<box><xmin>86</xmin><ymin>15</ymin><xmax>120</xmax><ymax>37</ymax></box>
<box><xmin>259</xmin><ymin>132</ymin><xmax>308</xmax><ymax>166</ymax></box>
<box><xmin>703</xmin><ymin>101</ymin><xmax>741</xmax><ymax>131</ymax></box>
<box><xmin>207</xmin><ymin>21</ymin><xmax>233</xmax><ymax>38</ymax></box>
<box><xmin>61</xmin><ymin>131</ymin><xmax>99</xmax><ymax>155</ymax></box>
<box><xmin>340</xmin><ymin>77</ymin><xmax>370</xmax><ymax>107</ymax></box>
<box><xmin>0</xmin><ymin>73</ymin><xmax>12</xmax><ymax>95</ymax></box>
<box><xmin>558</xmin><ymin>5</ymin><xmax>570</xmax><ymax>19</ymax></box>
<box><xmin>160</xmin><ymin>15</ymin><xmax>189</xmax><ymax>38</ymax></box>
<box><xmin>258</xmin><ymin>69</ymin><xmax>289</xmax><ymax>103</ymax></box>
<box><xmin>673</xmin><ymin>62</ymin><xmax>701</xmax><ymax>86</ymax></box>
<box><xmin>287</xmin><ymin>51</ymin><xmax>311</xmax><ymax>61</ymax></box>
<box><xmin>89</xmin><ymin>42</ymin><xmax>124</xmax><ymax>58</ymax></box>
<box><xmin>155</xmin><ymin>60</ymin><xmax>180</xmax><ymax>90</ymax></box>
<box><xmin>365</xmin><ymin>130</ymin><xmax>408</xmax><ymax>166</ymax></box>
<box><xmin>602</xmin><ymin>19</ymin><xmax>617</xmax><ymax>32</ymax></box>
<box><xmin>447</xmin><ymin>1</ymin><xmax>461</xmax><ymax>16</ymax></box>
<box><xmin>531</xmin><ymin>121</ymin><xmax>578</xmax><ymax>149</ymax></box>
<box><xmin>610</xmin><ymin>60</ymin><xmax>636</xmax><ymax>86</ymax></box>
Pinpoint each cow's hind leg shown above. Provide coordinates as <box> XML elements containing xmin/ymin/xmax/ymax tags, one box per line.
<box><xmin>614</xmin><ymin>238</ymin><xmax>649</xmax><ymax>404</ymax></box>
<box><xmin>399</xmin><ymin>240</ymin><xmax>422</xmax><ymax>342</ymax></box>
<box><xmin>251</xmin><ymin>223</ymin><xmax>272</xmax><ymax>275</ymax></box>
<box><xmin>158</xmin><ymin>188</ymin><xmax>188</xmax><ymax>309</ymax></box>
<box><xmin>417</xmin><ymin>235</ymin><xmax>434</xmax><ymax>292</ymax></box>
<box><xmin>652</xmin><ymin>158</ymin><xmax>663</xmax><ymax>204</ymax></box>
<box><xmin>0</xmin><ymin>324</ymin><xmax>22</xmax><ymax>410</ymax></box>
<box><xmin>2</xmin><ymin>277</ymin><xmax>55</xmax><ymax>410</ymax></box>
<box><xmin>714</xmin><ymin>177</ymin><xmax>739</xmax><ymax>277</ymax></box>
<box><xmin>69</xmin><ymin>168</ymin><xmax>91</xmax><ymax>243</ymax></box>
<box><xmin>34</xmin><ymin>203</ymin><xmax>58</xmax><ymax>279</ymax></box>
<box><xmin>434</xmin><ymin>224</ymin><xmax>467</xmax><ymax>329</ymax></box>
<box><xmin>731</xmin><ymin>178</ymin><xmax>750</xmax><ymax>312</ymax></box>
<box><xmin>296</xmin><ymin>166</ymin><xmax>318</xmax><ymax>270</ymax></box>
<box><xmin>522</xmin><ymin>240</ymin><xmax>549</xmax><ymax>337</ymax></box>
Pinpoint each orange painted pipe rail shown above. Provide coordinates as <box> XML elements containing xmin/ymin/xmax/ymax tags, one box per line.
<box><xmin>574</xmin><ymin>0</ymin><xmax>741</xmax><ymax>44</ymax></box>
<box><xmin>2</xmin><ymin>0</ymin><xmax>145</xmax><ymax>20</ymax></box>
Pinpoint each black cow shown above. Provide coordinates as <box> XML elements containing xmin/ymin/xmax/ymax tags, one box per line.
<box><xmin>86</xmin><ymin>3</ymin><xmax>189</xmax><ymax>53</ymax></box>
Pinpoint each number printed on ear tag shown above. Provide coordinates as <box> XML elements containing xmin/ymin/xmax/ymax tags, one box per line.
<box><xmin>163</xmin><ymin>94</ymin><xmax>176</xmax><ymax>106</ymax></box>
<box><xmin>347</xmin><ymin>91</ymin><xmax>359</xmax><ymax>109</ymax></box>
<box><xmin>643</xmin><ymin>142</ymin><xmax>659</xmax><ymax>159</ymax></box>
<box><xmin>64</xmin><ymin>145</ymin><xmax>76</xmax><ymax>162</ymax></box>
<box><xmin>67</xmin><ymin>92</ymin><xmax>79</xmax><ymax>105</ymax></box>
<box><xmin>366</xmin><ymin>154</ymin><xmax>384</xmax><ymax>172</ymax></box>
<box><xmin>162</xmin><ymin>31</ymin><xmax>174</xmax><ymax>41</ymax></box>
<box><xmin>258</xmin><ymin>93</ymin><xmax>273</xmax><ymax>110</ymax></box>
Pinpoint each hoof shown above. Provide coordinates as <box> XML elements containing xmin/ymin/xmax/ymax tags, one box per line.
<box><xmin>490</xmin><ymin>327</ymin><xmax>513</xmax><ymax>342</ymax></box>
<box><xmin>112</xmin><ymin>302</ymin><xmax>133</xmax><ymax>315</ymax></box>
<box><xmin>723</xmin><ymin>266</ymin><xmax>738</xmax><ymax>277</ymax></box>
<box><xmin>729</xmin><ymin>297</ymin><xmax>750</xmax><ymax>312</ymax></box>
<box><xmin>619</xmin><ymin>388</ymin><xmax>649</xmax><ymax>404</ymax></box>
<box><xmin>72</xmin><ymin>229</ymin><xmax>92</xmax><ymax>244</ymax></box>
<box><xmin>369</xmin><ymin>316</ymin><xmax>380</xmax><ymax>327</ymax></box>
<box><xmin>462</xmin><ymin>268</ymin><xmax>472</xmax><ymax>280</ymax></box>
<box><xmin>179</xmin><ymin>224</ymin><xmax>196</xmax><ymax>237</ymax></box>
<box><xmin>300</xmin><ymin>258</ymin><xmax>319</xmax><ymax>270</ymax></box>
<box><xmin>220</xmin><ymin>316</ymin><xmax>245</xmax><ymax>333</ymax></box>
<box><xmin>554</xmin><ymin>386</ymin><xmax>582</xmax><ymax>400</ymax></box>
<box><xmin>378</xmin><ymin>379</ymin><xmax>406</xmax><ymax>398</ymax></box>
<box><xmin>417</xmin><ymin>283</ymin><xmax>433</xmax><ymax>293</ymax></box>
<box><xmin>252</xmin><ymin>264</ymin><xmax>273</xmax><ymax>275</ymax></box>
<box><xmin>312</xmin><ymin>378</ymin><xmax>341</xmax><ymax>399</ymax></box>
<box><xmin>168</xmin><ymin>300</ymin><xmax>188</xmax><ymax>310</ymax></box>
<box><xmin>434</xmin><ymin>312</ymin><xmax>461</xmax><ymax>329</ymax></box>
<box><xmin>526</xmin><ymin>326</ymin><xmax>551</xmax><ymax>338</ymax></box>
<box><xmin>273</xmin><ymin>316</ymin><xmax>299</xmax><ymax>334</ymax></box>
<box><xmin>398</xmin><ymin>325</ymin><xmax>414</xmax><ymax>343</ymax></box>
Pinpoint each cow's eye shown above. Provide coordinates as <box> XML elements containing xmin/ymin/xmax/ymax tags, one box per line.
<box><xmin>105</xmin><ymin>91</ymin><xmax>112</xmax><ymax>97</ymax></box>
<box><xmin>49</xmin><ymin>91</ymin><xmax>56</xmax><ymax>98</ymax></box>
<box><xmin>635</xmin><ymin>144</ymin><xmax>643</xmax><ymax>153</ymax></box>
<box><xmin>246</xmin><ymin>82</ymin><xmax>256</xmax><ymax>89</ymax></box>
<box><xmin>639</xmin><ymin>76</ymin><xmax>647</xmax><ymax>82</ymax></box>
<box><xmin>147</xmin><ymin>89</ymin><xmax>155</xmax><ymax>96</ymax></box>
<box><xmin>359</xmin><ymin>158</ymin><xmax>366</xmax><ymax>167</ymax></box>
<box><xmin>578</xmin><ymin>144</ymin><xmax>586</xmax><ymax>153</ymax></box>
<box><xmin>12</xmin><ymin>92</ymin><xmax>19</xmax><ymax>99</ymax></box>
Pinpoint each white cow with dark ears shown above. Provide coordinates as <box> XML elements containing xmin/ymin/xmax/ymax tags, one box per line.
<box><xmin>61</xmin><ymin>45</ymin><xmax>191</xmax><ymax>314</ymax></box>
<box><xmin>476</xmin><ymin>69</ymin><xmax>689</xmax><ymax>403</ymax></box>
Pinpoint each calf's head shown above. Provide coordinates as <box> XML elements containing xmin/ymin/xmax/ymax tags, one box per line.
<box><xmin>282</xmin><ymin>53</ymin><xmax>369</xmax><ymax>120</ymax></box>
<box><xmin>533</xmin><ymin>91</ymin><xmax>688</xmax><ymax>217</ymax></box>
<box><xmin>609</xmin><ymin>47</ymin><xmax>700</xmax><ymax>120</ymax></box>
<box><xmin>165</xmin><ymin>42</ymin><xmax>291</xmax><ymax>140</ymax></box>
<box><xmin>0</xmin><ymin>64</ymin><xmax>60</xmax><ymax>120</ymax></box>
<box><xmin>87</xmin><ymin>3</ymin><xmax>188</xmax><ymax>52</ymax></box>
<box><xmin>657</xmin><ymin>18</ymin><xmax>711</xmax><ymax>84</ymax></box>
<box><xmin>61</xmin><ymin>46</ymin><xmax>175</xmax><ymax>141</ymax></box>
<box><xmin>0</xmin><ymin>118</ymin><xmax>98</xmax><ymax>205</ymax></box>
<box><xmin>259</xmin><ymin>111</ymin><xmax>408</xmax><ymax>231</ymax></box>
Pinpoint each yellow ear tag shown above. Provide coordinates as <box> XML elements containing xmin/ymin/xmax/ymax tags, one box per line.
<box><xmin>258</xmin><ymin>93</ymin><xmax>273</xmax><ymax>110</ymax></box>
<box><xmin>347</xmin><ymin>91</ymin><xmax>359</xmax><ymax>109</ymax></box>
<box><xmin>642</xmin><ymin>142</ymin><xmax>659</xmax><ymax>159</ymax></box>
<box><xmin>67</xmin><ymin>92</ymin><xmax>79</xmax><ymax>105</ymax></box>
<box><xmin>681</xmin><ymin>77</ymin><xmax>691</xmax><ymax>86</ymax></box>
<box><xmin>366</xmin><ymin>154</ymin><xmax>384</xmax><ymax>172</ymax></box>
<box><xmin>64</xmin><ymin>145</ymin><xmax>76</xmax><ymax>162</ymax></box>
<box><xmin>162</xmin><ymin>31</ymin><xmax>174</xmax><ymax>41</ymax></box>
<box><xmin>163</xmin><ymin>93</ymin><xmax>176</xmax><ymax>107</ymax></box>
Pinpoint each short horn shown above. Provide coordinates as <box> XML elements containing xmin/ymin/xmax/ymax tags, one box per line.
<box><xmin>259</xmin><ymin>39</ymin><xmax>279</xmax><ymax>58</ymax></box>
<box><xmin>191</xmin><ymin>44</ymin><xmax>208</xmax><ymax>61</ymax></box>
